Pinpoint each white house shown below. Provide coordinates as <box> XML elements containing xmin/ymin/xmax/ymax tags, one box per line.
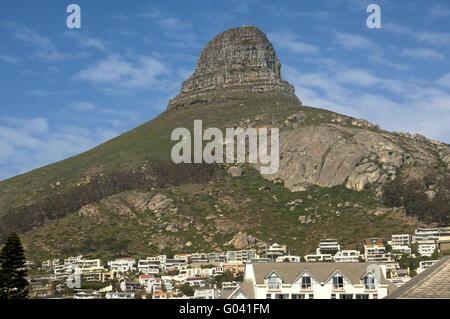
<box><xmin>226</xmin><ymin>250</ymin><xmax>258</xmax><ymax>263</ymax></box>
<box><xmin>417</xmin><ymin>244</ymin><xmax>436</xmax><ymax>257</ymax></box>
<box><xmin>415</xmin><ymin>228</ymin><xmax>439</xmax><ymax>243</ymax></box>
<box><xmin>78</xmin><ymin>259</ymin><xmax>101</xmax><ymax>269</ymax></box>
<box><xmin>194</xmin><ymin>288</ymin><xmax>219</xmax><ymax>299</ymax></box>
<box><xmin>276</xmin><ymin>256</ymin><xmax>301</xmax><ymax>263</ymax></box>
<box><xmin>391</xmin><ymin>245</ymin><xmax>412</xmax><ymax>256</ymax></box>
<box><xmin>304</xmin><ymin>253</ymin><xmax>333</xmax><ymax>262</ymax></box>
<box><xmin>106</xmin><ymin>291</ymin><xmax>135</xmax><ymax>299</ymax></box>
<box><xmin>108</xmin><ymin>258</ymin><xmax>136</xmax><ymax>272</ymax></box>
<box><xmin>391</xmin><ymin>234</ymin><xmax>411</xmax><ymax>246</ymax></box>
<box><xmin>417</xmin><ymin>260</ymin><xmax>438</xmax><ymax>274</ymax></box>
<box><xmin>264</xmin><ymin>244</ymin><xmax>287</xmax><ymax>260</ymax></box>
<box><xmin>227</xmin><ymin>262</ymin><xmax>396</xmax><ymax>299</ymax></box>
<box><xmin>318</xmin><ymin>239</ymin><xmax>341</xmax><ymax>256</ymax></box>
<box><xmin>334</xmin><ymin>250</ymin><xmax>360</xmax><ymax>263</ymax></box>
<box><xmin>138</xmin><ymin>258</ymin><xmax>161</xmax><ymax>274</ymax></box>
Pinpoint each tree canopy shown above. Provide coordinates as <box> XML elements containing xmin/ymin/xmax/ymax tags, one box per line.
<box><xmin>0</xmin><ymin>232</ymin><xmax>29</xmax><ymax>299</ymax></box>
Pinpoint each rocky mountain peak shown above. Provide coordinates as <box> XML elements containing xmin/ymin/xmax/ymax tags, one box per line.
<box><xmin>167</xmin><ymin>26</ymin><xmax>301</xmax><ymax>110</ymax></box>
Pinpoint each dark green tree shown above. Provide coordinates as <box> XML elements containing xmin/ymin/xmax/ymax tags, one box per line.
<box><xmin>0</xmin><ymin>232</ymin><xmax>29</xmax><ymax>299</ymax></box>
<box><xmin>381</xmin><ymin>177</ymin><xmax>403</xmax><ymax>207</ymax></box>
<box><xmin>179</xmin><ymin>283</ymin><xmax>194</xmax><ymax>296</ymax></box>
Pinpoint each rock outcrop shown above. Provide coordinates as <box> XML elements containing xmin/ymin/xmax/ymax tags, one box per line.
<box><xmin>265</xmin><ymin>122</ymin><xmax>449</xmax><ymax>192</ymax></box>
<box><xmin>167</xmin><ymin>26</ymin><xmax>300</xmax><ymax>110</ymax></box>
<box><xmin>224</xmin><ymin>231</ymin><xmax>262</xmax><ymax>249</ymax></box>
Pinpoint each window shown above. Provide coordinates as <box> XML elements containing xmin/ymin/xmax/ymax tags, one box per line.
<box><xmin>275</xmin><ymin>294</ymin><xmax>289</xmax><ymax>299</ymax></box>
<box><xmin>373</xmin><ymin>294</ymin><xmax>378</xmax><ymax>299</ymax></box>
<box><xmin>301</xmin><ymin>275</ymin><xmax>312</xmax><ymax>290</ymax></box>
<box><xmin>339</xmin><ymin>294</ymin><xmax>353</xmax><ymax>299</ymax></box>
<box><xmin>291</xmin><ymin>294</ymin><xmax>305</xmax><ymax>299</ymax></box>
<box><xmin>268</xmin><ymin>274</ymin><xmax>280</xmax><ymax>290</ymax></box>
<box><xmin>331</xmin><ymin>294</ymin><xmax>336</xmax><ymax>299</ymax></box>
<box><xmin>364</xmin><ymin>274</ymin><xmax>377</xmax><ymax>290</ymax></box>
<box><xmin>266</xmin><ymin>294</ymin><xmax>272</xmax><ymax>299</ymax></box>
<box><xmin>332</xmin><ymin>275</ymin><xmax>344</xmax><ymax>289</ymax></box>
<box><xmin>308</xmin><ymin>294</ymin><xmax>314</xmax><ymax>299</ymax></box>
<box><xmin>356</xmin><ymin>294</ymin><xmax>369</xmax><ymax>299</ymax></box>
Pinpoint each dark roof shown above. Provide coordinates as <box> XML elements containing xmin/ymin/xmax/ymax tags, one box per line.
<box><xmin>384</xmin><ymin>256</ymin><xmax>450</xmax><ymax>299</ymax></box>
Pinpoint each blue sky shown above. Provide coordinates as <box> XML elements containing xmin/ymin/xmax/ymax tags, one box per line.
<box><xmin>1</xmin><ymin>0</ymin><xmax>450</xmax><ymax>181</ymax></box>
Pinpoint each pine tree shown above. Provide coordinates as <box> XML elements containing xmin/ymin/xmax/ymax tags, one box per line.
<box><xmin>0</xmin><ymin>232</ymin><xmax>29</xmax><ymax>299</ymax></box>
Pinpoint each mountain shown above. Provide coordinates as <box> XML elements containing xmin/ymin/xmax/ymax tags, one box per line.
<box><xmin>0</xmin><ymin>26</ymin><xmax>448</xmax><ymax>261</ymax></box>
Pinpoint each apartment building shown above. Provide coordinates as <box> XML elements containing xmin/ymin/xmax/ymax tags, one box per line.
<box><xmin>223</xmin><ymin>264</ymin><xmax>246</xmax><ymax>277</ymax></box>
<box><xmin>417</xmin><ymin>260</ymin><xmax>438</xmax><ymax>274</ymax></box>
<box><xmin>138</xmin><ymin>258</ymin><xmax>161</xmax><ymax>274</ymax></box>
<box><xmin>108</xmin><ymin>258</ymin><xmax>136</xmax><ymax>272</ymax></box>
<box><xmin>105</xmin><ymin>291</ymin><xmax>135</xmax><ymax>299</ymax></box>
<box><xmin>364</xmin><ymin>242</ymin><xmax>392</xmax><ymax>263</ymax></box>
<box><xmin>391</xmin><ymin>234</ymin><xmax>411</xmax><ymax>246</ymax></box>
<box><xmin>304</xmin><ymin>253</ymin><xmax>333</xmax><ymax>262</ymax></box>
<box><xmin>229</xmin><ymin>262</ymin><xmax>395</xmax><ymax>299</ymax></box>
<box><xmin>276</xmin><ymin>256</ymin><xmax>301</xmax><ymax>263</ymax></box>
<box><xmin>80</xmin><ymin>267</ymin><xmax>116</xmax><ymax>283</ymax></box>
<box><xmin>417</xmin><ymin>243</ymin><xmax>436</xmax><ymax>257</ymax></box>
<box><xmin>186</xmin><ymin>276</ymin><xmax>210</xmax><ymax>287</ymax></box>
<box><xmin>208</xmin><ymin>253</ymin><xmax>227</xmax><ymax>263</ymax></box>
<box><xmin>318</xmin><ymin>239</ymin><xmax>341</xmax><ymax>255</ymax></box>
<box><xmin>438</xmin><ymin>227</ymin><xmax>450</xmax><ymax>251</ymax></box>
<box><xmin>120</xmin><ymin>281</ymin><xmax>142</xmax><ymax>292</ymax></box>
<box><xmin>78</xmin><ymin>259</ymin><xmax>102</xmax><ymax>269</ymax></box>
<box><xmin>190</xmin><ymin>253</ymin><xmax>209</xmax><ymax>264</ymax></box>
<box><xmin>226</xmin><ymin>250</ymin><xmax>258</xmax><ymax>263</ymax></box>
<box><xmin>165</xmin><ymin>259</ymin><xmax>188</xmax><ymax>271</ymax></box>
<box><xmin>415</xmin><ymin>228</ymin><xmax>439</xmax><ymax>243</ymax></box>
<box><xmin>334</xmin><ymin>250</ymin><xmax>360</xmax><ymax>263</ymax></box>
<box><xmin>194</xmin><ymin>288</ymin><xmax>219</xmax><ymax>299</ymax></box>
<box><xmin>391</xmin><ymin>246</ymin><xmax>412</xmax><ymax>256</ymax></box>
<box><xmin>264</xmin><ymin>243</ymin><xmax>288</xmax><ymax>260</ymax></box>
<box><xmin>363</xmin><ymin>238</ymin><xmax>385</xmax><ymax>246</ymax></box>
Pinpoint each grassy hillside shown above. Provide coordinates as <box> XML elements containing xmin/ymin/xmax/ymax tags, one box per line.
<box><xmin>21</xmin><ymin>166</ymin><xmax>422</xmax><ymax>262</ymax></box>
<box><xmin>0</xmin><ymin>95</ymin><xmax>432</xmax><ymax>261</ymax></box>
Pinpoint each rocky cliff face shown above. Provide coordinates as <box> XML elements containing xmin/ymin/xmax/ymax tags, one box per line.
<box><xmin>167</xmin><ymin>26</ymin><xmax>300</xmax><ymax>110</ymax></box>
<box><xmin>167</xmin><ymin>25</ymin><xmax>449</xmax><ymax>192</ymax></box>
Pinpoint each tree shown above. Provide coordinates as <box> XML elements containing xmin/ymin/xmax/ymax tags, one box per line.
<box><xmin>179</xmin><ymin>283</ymin><xmax>194</xmax><ymax>296</ymax></box>
<box><xmin>381</xmin><ymin>178</ymin><xmax>403</xmax><ymax>207</ymax></box>
<box><xmin>0</xmin><ymin>232</ymin><xmax>29</xmax><ymax>299</ymax></box>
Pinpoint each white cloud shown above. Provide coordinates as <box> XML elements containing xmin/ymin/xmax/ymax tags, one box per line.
<box><xmin>400</xmin><ymin>48</ymin><xmax>445</xmax><ymax>61</ymax></box>
<box><xmin>74</xmin><ymin>54</ymin><xmax>170</xmax><ymax>92</ymax></box>
<box><xmin>334</xmin><ymin>32</ymin><xmax>377</xmax><ymax>50</ymax></box>
<box><xmin>0</xmin><ymin>117</ymin><xmax>119</xmax><ymax>181</ymax></box>
<box><xmin>64</xmin><ymin>32</ymin><xmax>109</xmax><ymax>52</ymax></box>
<box><xmin>26</xmin><ymin>89</ymin><xmax>52</xmax><ymax>97</ymax></box>
<box><xmin>437</xmin><ymin>73</ymin><xmax>450</xmax><ymax>88</ymax></box>
<box><xmin>385</xmin><ymin>22</ymin><xmax>450</xmax><ymax>47</ymax></box>
<box><xmin>226</xmin><ymin>0</ymin><xmax>257</xmax><ymax>14</ymax></box>
<box><xmin>268</xmin><ymin>32</ymin><xmax>318</xmax><ymax>55</ymax></box>
<box><xmin>0</xmin><ymin>54</ymin><xmax>19</xmax><ymax>64</ymax></box>
<box><xmin>6</xmin><ymin>22</ymin><xmax>68</xmax><ymax>62</ymax></box>
<box><xmin>284</xmin><ymin>63</ymin><xmax>450</xmax><ymax>143</ymax></box>
<box><xmin>428</xmin><ymin>4</ymin><xmax>450</xmax><ymax>18</ymax></box>
<box><xmin>295</xmin><ymin>11</ymin><xmax>333</xmax><ymax>20</ymax></box>
<box><xmin>137</xmin><ymin>7</ymin><xmax>165</xmax><ymax>19</ymax></box>
<box><xmin>70</xmin><ymin>101</ymin><xmax>97</xmax><ymax>112</ymax></box>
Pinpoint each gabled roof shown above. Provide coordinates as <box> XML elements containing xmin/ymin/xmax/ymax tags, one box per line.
<box><xmin>252</xmin><ymin>262</ymin><xmax>393</xmax><ymax>287</ymax></box>
<box><xmin>227</xmin><ymin>280</ymin><xmax>255</xmax><ymax>299</ymax></box>
<box><xmin>384</xmin><ymin>256</ymin><xmax>450</xmax><ymax>299</ymax></box>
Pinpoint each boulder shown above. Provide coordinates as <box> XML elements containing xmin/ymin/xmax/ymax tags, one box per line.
<box><xmin>228</xmin><ymin>166</ymin><xmax>243</xmax><ymax>177</ymax></box>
